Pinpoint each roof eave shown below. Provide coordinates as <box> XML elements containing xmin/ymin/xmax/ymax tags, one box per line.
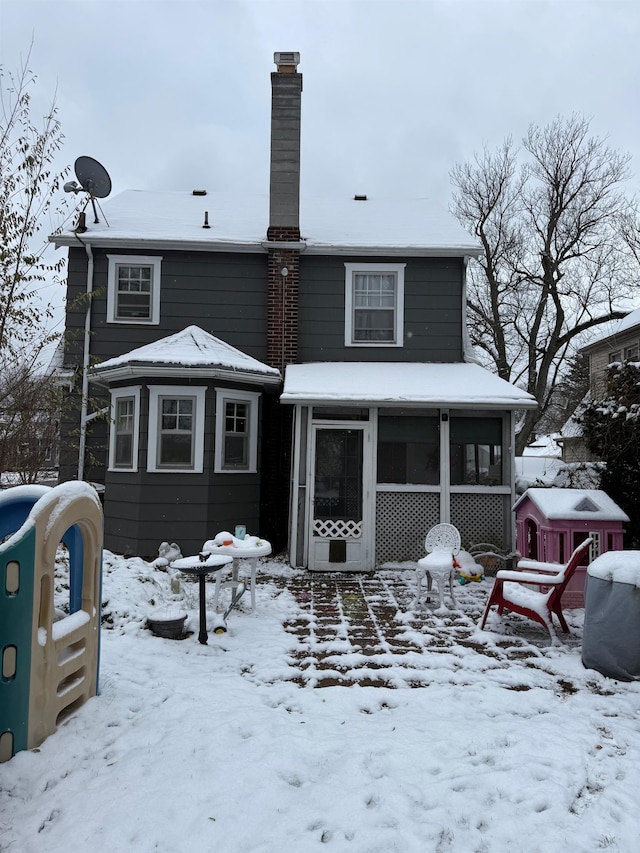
<box><xmin>303</xmin><ymin>244</ymin><xmax>482</xmax><ymax>258</ymax></box>
<box><xmin>50</xmin><ymin>234</ymin><xmax>266</xmax><ymax>254</ymax></box>
<box><xmin>280</xmin><ymin>396</ymin><xmax>537</xmax><ymax>408</ymax></box>
<box><xmin>50</xmin><ymin>233</ymin><xmax>482</xmax><ymax>258</ymax></box>
<box><xmin>90</xmin><ymin>364</ymin><xmax>282</xmax><ymax>385</ymax></box>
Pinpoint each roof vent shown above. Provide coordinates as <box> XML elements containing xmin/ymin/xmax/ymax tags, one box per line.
<box><xmin>354</xmin><ymin>194</ymin><xmax>368</xmax><ymax>201</ymax></box>
<box><xmin>192</xmin><ymin>189</ymin><xmax>207</xmax><ymax>196</ymax></box>
<box><xmin>274</xmin><ymin>51</ymin><xmax>300</xmax><ymax>72</ymax></box>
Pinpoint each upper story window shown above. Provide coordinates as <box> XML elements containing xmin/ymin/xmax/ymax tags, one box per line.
<box><xmin>107</xmin><ymin>255</ymin><xmax>162</xmax><ymax>324</ymax></box>
<box><xmin>624</xmin><ymin>343</ymin><xmax>639</xmax><ymax>361</ymax></box>
<box><xmin>108</xmin><ymin>387</ymin><xmax>141</xmax><ymax>472</ymax></box>
<box><xmin>344</xmin><ymin>263</ymin><xmax>405</xmax><ymax>347</ymax></box>
<box><xmin>608</xmin><ymin>350</ymin><xmax>621</xmax><ymax>364</ymax></box>
<box><xmin>147</xmin><ymin>386</ymin><xmax>206</xmax><ymax>473</ymax></box>
<box><xmin>214</xmin><ymin>388</ymin><xmax>260</xmax><ymax>473</ymax></box>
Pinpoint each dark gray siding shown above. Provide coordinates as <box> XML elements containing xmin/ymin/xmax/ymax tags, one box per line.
<box><xmin>298</xmin><ymin>255</ymin><xmax>464</xmax><ymax>362</ymax></box>
<box><xmin>64</xmin><ymin>247</ymin><xmax>269</xmax><ymax>370</ymax></box>
<box><xmin>102</xmin><ymin>379</ymin><xmax>266</xmax><ymax>557</ymax></box>
<box><xmin>61</xmin><ymin>247</ymin><xmax>270</xmax><ymax>483</ymax></box>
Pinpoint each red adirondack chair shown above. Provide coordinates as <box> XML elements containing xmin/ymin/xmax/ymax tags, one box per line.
<box><xmin>479</xmin><ymin>537</ymin><xmax>593</xmax><ymax>642</ymax></box>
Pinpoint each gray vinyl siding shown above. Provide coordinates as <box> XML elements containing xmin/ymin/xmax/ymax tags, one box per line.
<box><xmin>101</xmin><ymin>379</ymin><xmax>262</xmax><ymax>557</ymax></box>
<box><xmin>298</xmin><ymin>255</ymin><xmax>464</xmax><ymax>362</ymax></box>
<box><xmin>104</xmin><ymin>477</ymin><xmax>262</xmax><ymax>559</ymax></box>
<box><xmin>64</xmin><ymin>247</ymin><xmax>269</xmax><ymax>369</ymax></box>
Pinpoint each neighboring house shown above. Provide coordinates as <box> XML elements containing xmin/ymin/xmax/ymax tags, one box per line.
<box><xmin>515</xmin><ymin>433</ymin><xmax>563</xmax><ymax>488</ymax></box>
<box><xmin>50</xmin><ymin>52</ymin><xmax>536</xmax><ymax>565</ymax></box>
<box><xmin>557</xmin><ymin>307</ymin><xmax>640</xmax><ymax>464</ymax></box>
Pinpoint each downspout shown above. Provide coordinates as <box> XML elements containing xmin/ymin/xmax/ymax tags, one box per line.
<box><xmin>78</xmin><ymin>239</ymin><xmax>94</xmax><ymax>481</ymax></box>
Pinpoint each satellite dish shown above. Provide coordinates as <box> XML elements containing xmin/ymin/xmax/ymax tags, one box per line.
<box><xmin>74</xmin><ymin>156</ymin><xmax>112</xmax><ymax>199</ymax></box>
<box><xmin>64</xmin><ymin>156</ymin><xmax>112</xmax><ymax>224</ymax></box>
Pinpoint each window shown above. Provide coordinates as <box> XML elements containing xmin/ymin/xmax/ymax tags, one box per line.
<box><xmin>147</xmin><ymin>386</ymin><xmax>206</xmax><ymax>473</ymax></box>
<box><xmin>344</xmin><ymin>263</ymin><xmax>405</xmax><ymax>346</ymax></box>
<box><xmin>214</xmin><ymin>389</ymin><xmax>260</xmax><ymax>473</ymax></box>
<box><xmin>377</xmin><ymin>413</ymin><xmax>439</xmax><ymax>484</ymax></box>
<box><xmin>107</xmin><ymin>255</ymin><xmax>162</xmax><ymax>324</ymax></box>
<box><xmin>608</xmin><ymin>350</ymin><xmax>621</xmax><ymax>364</ymax></box>
<box><xmin>625</xmin><ymin>344</ymin><xmax>639</xmax><ymax>361</ymax></box>
<box><xmin>108</xmin><ymin>387</ymin><xmax>140</xmax><ymax>471</ymax></box>
<box><xmin>450</xmin><ymin>417</ymin><xmax>503</xmax><ymax>486</ymax></box>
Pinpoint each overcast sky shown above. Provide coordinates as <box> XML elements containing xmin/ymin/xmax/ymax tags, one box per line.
<box><xmin>2</xmin><ymin>0</ymin><xmax>640</xmax><ymax>338</ymax></box>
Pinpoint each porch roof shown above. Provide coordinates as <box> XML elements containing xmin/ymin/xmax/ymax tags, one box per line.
<box><xmin>281</xmin><ymin>362</ymin><xmax>537</xmax><ymax>409</ymax></box>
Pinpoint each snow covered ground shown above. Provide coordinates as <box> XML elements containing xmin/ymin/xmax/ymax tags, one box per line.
<box><xmin>1</xmin><ymin>551</ymin><xmax>640</xmax><ymax>852</ymax></box>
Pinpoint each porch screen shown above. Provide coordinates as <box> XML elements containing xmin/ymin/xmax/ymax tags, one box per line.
<box><xmin>450</xmin><ymin>417</ymin><xmax>503</xmax><ymax>486</ymax></box>
<box><xmin>377</xmin><ymin>415</ymin><xmax>439</xmax><ymax>485</ymax></box>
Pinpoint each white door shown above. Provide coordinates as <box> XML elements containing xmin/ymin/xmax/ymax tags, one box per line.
<box><xmin>308</xmin><ymin>424</ymin><xmax>371</xmax><ymax>572</ymax></box>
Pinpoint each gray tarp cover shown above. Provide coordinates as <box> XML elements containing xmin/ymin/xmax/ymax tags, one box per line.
<box><xmin>582</xmin><ymin>574</ymin><xmax>640</xmax><ymax>681</ymax></box>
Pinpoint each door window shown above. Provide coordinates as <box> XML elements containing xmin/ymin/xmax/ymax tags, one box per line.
<box><xmin>314</xmin><ymin>429</ymin><xmax>363</xmax><ymax>522</ymax></box>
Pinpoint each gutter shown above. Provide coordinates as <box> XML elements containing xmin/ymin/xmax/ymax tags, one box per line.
<box><xmin>51</xmin><ymin>233</ymin><xmax>482</xmax><ymax>259</ymax></box>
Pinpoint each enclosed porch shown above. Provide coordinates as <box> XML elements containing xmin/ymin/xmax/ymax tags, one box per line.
<box><xmin>281</xmin><ymin>362</ymin><xmax>537</xmax><ymax>572</ymax></box>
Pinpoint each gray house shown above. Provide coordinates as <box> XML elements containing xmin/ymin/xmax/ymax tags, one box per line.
<box><xmin>51</xmin><ymin>52</ymin><xmax>535</xmax><ymax>565</ymax></box>
<box><xmin>558</xmin><ymin>306</ymin><xmax>640</xmax><ymax>464</ymax></box>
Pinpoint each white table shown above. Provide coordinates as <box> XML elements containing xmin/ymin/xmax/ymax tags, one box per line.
<box><xmin>201</xmin><ymin>534</ymin><xmax>272</xmax><ymax>614</ymax></box>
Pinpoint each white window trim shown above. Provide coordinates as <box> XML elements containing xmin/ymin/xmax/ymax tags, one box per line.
<box><xmin>214</xmin><ymin>388</ymin><xmax>260</xmax><ymax>474</ymax></box>
<box><xmin>147</xmin><ymin>385</ymin><xmax>206</xmax><ymax>474</ymax></box>
<box><xmin>107</xmin><ymin>254</ymin><xmax>162</xmax><ymax>325</ymax></box>
<box><xmin>108</xmin><ymin>386</ymin><xmax>141</xmax><ymax>472</ymax></box>
<box><xmin>344</xmin><ymin>262</ymin><xmax>405</xmax><ymax>348</ymax></box>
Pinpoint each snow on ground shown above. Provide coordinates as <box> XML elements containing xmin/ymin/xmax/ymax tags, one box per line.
<box><xmin>1</xmin><ymin>551</ymin><xmax>640</xmax><ymax>852</ymax></box>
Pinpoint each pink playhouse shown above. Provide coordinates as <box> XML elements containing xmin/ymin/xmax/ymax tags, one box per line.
<box><xmin>514</xmin><ymin>488</ymin><xmax>629</xmax><ymax>607</ymax></box>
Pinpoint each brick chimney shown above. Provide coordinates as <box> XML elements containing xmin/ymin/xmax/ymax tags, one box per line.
<box><xmin>266</xmin><ymin>51</ymin><xmax>303</xmax><ymax>371</ymax></box>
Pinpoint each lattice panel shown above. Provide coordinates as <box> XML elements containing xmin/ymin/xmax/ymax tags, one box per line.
<box><xmin>375</xmin><ymin>491</ymin><xmax>440</xmax><ymax>564</ymax></box>
<box><xmin>451</xmin><ymin>493</ymin><xmax>508</xmax><ymax>550</ymax></box>
<box><xmin>313</xmin><ymin>519</ymin><xmax>362</xmax><ymax>538</ymax></box>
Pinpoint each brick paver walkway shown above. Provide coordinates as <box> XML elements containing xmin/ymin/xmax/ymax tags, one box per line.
<box><xmin>263</xmin><ymin>570</ymin><xmax>579</xmax><ymax>688</ymax></box>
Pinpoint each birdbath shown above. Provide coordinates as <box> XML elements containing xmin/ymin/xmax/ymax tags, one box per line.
<box><xmin>172</xmin><ymin>553</ymin><xmax>233</xmax><ymax>644</ymax></box>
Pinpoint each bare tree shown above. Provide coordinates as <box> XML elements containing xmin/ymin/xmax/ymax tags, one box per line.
<box><xmin>0</xmin><ymin>361</ymin><xmax>62</xmax><ymax>485</ymax></box>
<box><xmin>451</xmin><ymin>115</ymin><xmax>638</xmax><ymax>454</ymax></box>
<box><xmin>0</xmin><ymin>47</ymin><xmax>71</xmax><ymax>370</ymax></box>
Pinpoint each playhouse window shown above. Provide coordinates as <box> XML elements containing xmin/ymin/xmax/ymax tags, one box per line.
<box><xmin>450</xmin><ymin>417</ymin><xmax>503</xmax><ymax>486</ymax></box>
<box><xmin>377</xmin><ymin>413</ymin><xmax>439</xmax><ymax>484</ymax></box>
<box><xmin>344</xmin><ymin>263</ymin><xmax>405</xmax><ymax>346</ymax></box>
<box><xmin>214</xmin><ymin>388</ymin><xmax>260</xmax><ymax>473</ymax></box>
<box><xmin>147</xmin><ymin>386</ymin><xmax>206</xmax><ymax>473</ymax></box>
<box><xmin>108</xmin><ymin>387</ymin><xmax>141</xmax><ymax>472</ymax></box>
<box><xmin>107</xmin><ymin>255</ymin><xmax>162</xmax><ymax>324</ymax></box>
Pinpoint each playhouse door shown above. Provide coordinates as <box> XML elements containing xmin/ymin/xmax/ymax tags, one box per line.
<box><xmin>309</xmin><ymin>425</ymin><xmax>370</xmax><ymax>571</ymax></box>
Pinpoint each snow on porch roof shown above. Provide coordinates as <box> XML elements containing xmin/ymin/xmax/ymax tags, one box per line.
<box><xmin>90</xmin><ymin>325</ymin><xmax>281</xmax><ymax>384</ymax></box>
<box><xmin>281</xmin><ymin>362</ymin><xmax>537</xmax><ymax>408</ymax></box>
<box><xmin>513</xmin><ymin>488</ymin><xmax>629</xmax><ymax>522</ymax></box>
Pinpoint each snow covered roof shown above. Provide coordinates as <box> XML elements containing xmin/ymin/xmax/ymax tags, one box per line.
<box><xmin>581</xmin><ymin>306</ymin><xmax>640</xmax><ymax>351</ymax></box>
<box><xmin>522</xmin><ymin>435</ymin><xmax>561</xmax><ymax>457</ymax></box>
<box><xmin>514</xmin><ymin>488</ymin><xmax>629</xmax><ymax>521</ymax></box>
<box><xmin>281</xmin><ymin>362</ymin><xmax>537</xmax><ymax>408</ymax></box>
<box><xmin>50</xmin><ymin>190</ymin><xmax>481</xmax><ymax>257</ymax></box>
<box><xmin>90</xmin><ymin>325</ymin><xmax>281</xmax><ymax>384</ymax></box>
